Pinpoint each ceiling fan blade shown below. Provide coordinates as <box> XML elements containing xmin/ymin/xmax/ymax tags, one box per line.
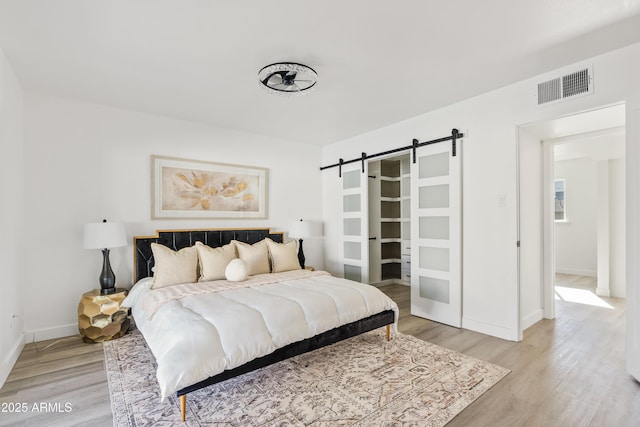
<box><xmin>262</xmin><ymin>71</ymin><xmax>287</xmax><ymax>86</ymax></box>
<box><xmin>267</xmin><ymin>76</ymin><xmax>283</xmax><ymax>86</ymax></box>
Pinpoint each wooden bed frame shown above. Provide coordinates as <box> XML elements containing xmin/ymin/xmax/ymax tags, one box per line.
<box><xmin>133</xmin><ymin>228</ymin><xmax>395</xmax><ymax>422</ymax></box>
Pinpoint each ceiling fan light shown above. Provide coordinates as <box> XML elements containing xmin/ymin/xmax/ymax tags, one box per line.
<box><xmin>258</xmin><ymin>62</ymin><xmax>318</xmax><ymax>96</ymax></box>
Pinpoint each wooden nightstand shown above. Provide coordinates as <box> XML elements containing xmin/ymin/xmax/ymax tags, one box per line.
<box><xmin>77</xmin><ymin>288</ymin><xmax>130</xmax><ymax>343</ymax></box>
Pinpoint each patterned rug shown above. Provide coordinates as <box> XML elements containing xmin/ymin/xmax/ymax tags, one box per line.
<box><xmin>104</xmin><ymin>328</ymin><xmax>509</xmax><ymax>426</ymax></box>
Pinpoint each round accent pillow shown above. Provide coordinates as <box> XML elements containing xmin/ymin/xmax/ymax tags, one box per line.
<box><xmin>225</xmin><ymin>258</ymin><xmax>248</xmax><ymax>282</ymax></box>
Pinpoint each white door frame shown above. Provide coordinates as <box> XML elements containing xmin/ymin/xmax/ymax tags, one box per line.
<box><xmin>542</xmin><ymin>139</ymin><xmax>557</xmax><ymax>319</ymax></box>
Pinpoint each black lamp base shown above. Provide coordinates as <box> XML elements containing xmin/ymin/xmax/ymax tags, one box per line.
<box><xmin>99</xmin><ymin>248</ymin><xmax>117</xmax><ymax>295</ymax></box>
<box><xmin>298</xmin><ymin>239</ymin><xmax>306</xmax><ymax>269</ymax></box>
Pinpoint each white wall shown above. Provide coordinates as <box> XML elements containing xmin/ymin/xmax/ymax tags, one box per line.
<box><xmin>22</xmin><ymin>93</ymin><xmax>323</xmax><ymax>341</ymax></box>
<box><xmin>518</xmin><ymin>131</ymin><xmax>543</xmax><ymax>331</ymax></box>
<box><xmin>627</xmin><ymin>106</ymin><xmax>640</xmax><ymax>380</ymax></box>
<box><xmin>0</xmin><ymin>49</ymin><xmax>25</xmax><ymax>386</ymax></box>
<box><xmin>322</xmin><ymin>42</ymin><xmax>640</xmax><ymax>341</ymax></box>
<box><xmin>554</xmin><ymin>158</ymin><xmax>598</xmax><ymax>276</ymax></box>
<box><xmin>610</xmin><ymin>158</ymin><xmax>626</xmax><ymax>297</ymax></box>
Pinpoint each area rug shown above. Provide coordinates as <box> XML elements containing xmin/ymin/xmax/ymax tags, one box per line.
<box><xmin>104</xmin><ymin>328</ymin><xmax>509</xmax><ymax>426</ymax></box>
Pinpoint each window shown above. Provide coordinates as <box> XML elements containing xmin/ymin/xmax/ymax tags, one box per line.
<box><xmin>554</xmin><ymin>179</ymin><xmax>566</xmax><ymax>222</ymax></box>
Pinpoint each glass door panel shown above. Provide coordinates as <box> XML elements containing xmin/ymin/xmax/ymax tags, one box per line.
<box><xmin>411</xmin><ymin>141</ymin><xmax>461</xmax><ymax>327</ymax></box>
<box><xmin>340</xmin><ymin>163</ymin><xmax>369</xmax><ymax>283</ymax></box>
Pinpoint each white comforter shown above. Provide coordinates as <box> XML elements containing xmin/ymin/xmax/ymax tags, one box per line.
<box><xmin>123</xmin><ymin>271</ymin><xmax>399</xmax><ymax>398</ymax></box>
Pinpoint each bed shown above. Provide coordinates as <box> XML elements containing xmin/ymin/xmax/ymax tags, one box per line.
<box><xmin>126</xmin><ymin>228</ymin><xmax>398</xmax><ymax>422</ymax></box>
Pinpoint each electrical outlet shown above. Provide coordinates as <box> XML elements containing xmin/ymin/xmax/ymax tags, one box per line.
<box><xmin>497</xmin><ymin>195</ymin><xmax>506</xmax><ymax>207</ymax></box>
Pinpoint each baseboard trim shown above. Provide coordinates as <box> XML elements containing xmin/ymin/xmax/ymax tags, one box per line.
<box><xmin>24</xmin><ymin>323</ymin><xmax>77</xmax><ymax>344</ymax></box>
<box><xmin>556</xmin><ymin>268</ymin><xmax>597</xmax><ymax>277</ymax></box>
<box><xmin>596</xmin><ymin>287</ymin><xmax>611</xmax><ymax>297</ymax></box>
<box><xmin>0</xmin><ymin>333</ymin><xmax>25</xmax><ymax>388</ymax></box>
<box><xmin>521</xmin><ymin>309</ymin><xmax>544</xmax><ymax>331</ymax></box>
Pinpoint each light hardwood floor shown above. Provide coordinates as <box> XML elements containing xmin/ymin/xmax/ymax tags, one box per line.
<box><xmin>1</xmin><ymin>278</ymin><xmax>638</xmax><ymax>426</ymax></box>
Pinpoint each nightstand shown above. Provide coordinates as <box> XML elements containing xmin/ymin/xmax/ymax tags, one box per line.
<box><xmin>77</xmin><ymin>288</ymin><xmax>130</xmax><ymax>343</ymax></box>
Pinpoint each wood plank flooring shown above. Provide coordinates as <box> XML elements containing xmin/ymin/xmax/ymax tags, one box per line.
<box><xmin>1</xmin><ymin>277</ymin><xmax>638</xmax><ymax>426</ymax></box>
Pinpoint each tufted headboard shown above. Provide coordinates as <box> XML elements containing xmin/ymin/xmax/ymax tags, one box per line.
<box><xmin>133</xmin><ymin>228</ymin><xmax>284</xmax><ymax>283</ymax></box>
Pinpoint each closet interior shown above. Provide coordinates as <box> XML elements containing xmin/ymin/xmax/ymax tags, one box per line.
<box><xmin>368</xmin><ymin>154</ymin><xmax>411</xmax><ymax>286</ymax></box>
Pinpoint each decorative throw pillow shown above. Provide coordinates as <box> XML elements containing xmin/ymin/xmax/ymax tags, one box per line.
<box><xmin>195</xmin><ymin>241</ymin><xmax>236</xmax><ymax>282</ymax></box>
<box><xmin>233</xmin><ymin>240</ymin><xmax>270</xmax><ymax>276</ymax></box>
<box><xmin>150</xmin><ymin>243</ymin><xmax>198</xmax><ymax>289</ymax></box>
<box><xmin>225</xmin><ymin>258</ymin><xmax>248</xmax><ymax>282</ymax></box>
<box><xmin>266</xmin><ymin>238</ymin><xmax>301</xmax><ymax>273</ymax></box>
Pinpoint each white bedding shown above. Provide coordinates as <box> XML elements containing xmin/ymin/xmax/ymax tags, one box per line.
<box><xmin>124</xmin><ymin>271</ymin><xmax>399</xmax><ymax>399</ymax></box>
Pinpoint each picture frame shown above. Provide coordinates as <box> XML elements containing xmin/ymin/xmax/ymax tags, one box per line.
<box><xmin>151</xmin><ymin>155</ymin><xmax>268</xmax><ymax>219</ymax></box>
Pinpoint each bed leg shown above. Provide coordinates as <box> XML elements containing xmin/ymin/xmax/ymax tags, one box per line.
<box><xmin>180</xmin><ymin>394</ymin><xmax>186</xmax><ymax>422</ymax></box>
<box><xmin>386</xmin><ymin>324</ymin><xmax>391</xmax><ymax>341</ymax></box>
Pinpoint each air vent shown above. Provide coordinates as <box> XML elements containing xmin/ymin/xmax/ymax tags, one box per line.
<box><xmin>537</xmin><ymin>66</ymin><xmax>592</xmax><ymax>105</ymax></box>
<box><xmin>538</xmin><ymin>77</ymin><xmax>562</xmax><ymax>104</ymax></box>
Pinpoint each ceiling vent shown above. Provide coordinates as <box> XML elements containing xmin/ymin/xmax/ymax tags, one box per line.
<box><xmin>537</xmin><ymin>66</ymin><xmax>593</xmax><ymax>105</ymax></box>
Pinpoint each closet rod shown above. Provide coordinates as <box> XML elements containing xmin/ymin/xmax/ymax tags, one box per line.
<box><xmin>319</xmin><ymin>128</ymin><xmax>463</xmax><ymax>175</ymax></box>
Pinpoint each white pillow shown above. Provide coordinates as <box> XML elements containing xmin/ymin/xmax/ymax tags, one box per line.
<box><xmin>225</xmin><ymin>258</ymin><xmax>248</xmax><ymax>282</ymax></box>
<box><xmin>150</xmin><ymin>243</ymin><xmax>198</xmax><ymax>289</ymax></box>
<box><xmin>195</xmin><ymin>241</ymin><xmax>236</xmax><ymax>282</ymax></box>
<box><xmin>266</xmin><ymin>238</ymin><xmax>301</xmax><ymax>273</ymax></box>
<box><xmin>233</xmin><ymin>240</ymin><xmax>271</xmax><ymax>276</ymax></box>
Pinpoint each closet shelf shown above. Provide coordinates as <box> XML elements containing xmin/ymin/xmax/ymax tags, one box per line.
<box><xmin>380</xmin><ymin>238</ymin><xmax>401</xmax><ymax>243</ymax></box>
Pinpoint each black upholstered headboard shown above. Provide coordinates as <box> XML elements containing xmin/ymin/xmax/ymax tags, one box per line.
<box><xmin>134</xmin><ymin>228</ymin><xmax>284</xmax><ymax>283</ymax></box>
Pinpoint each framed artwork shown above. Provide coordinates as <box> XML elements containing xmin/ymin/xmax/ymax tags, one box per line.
<box><xmin>151</xmin><ymin>155</ymin><xmax>267</xmax><ymax>219</ymax></box>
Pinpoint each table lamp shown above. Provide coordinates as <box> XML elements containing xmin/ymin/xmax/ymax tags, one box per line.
<box><xmin>84</xmin><ymin>219</ymin><xmax>127</xmax><ymax>294</ymax></box>
<box><xmin>289</xmin><ymin>219</ymin><xmax>312</xmax><ymax>269</ymax></box>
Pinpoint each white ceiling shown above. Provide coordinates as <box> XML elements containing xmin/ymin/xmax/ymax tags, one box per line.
<box><xmin>1</xmin><ymin>1</ymin><xmax>640</xmax><ymax>145</ymax></box>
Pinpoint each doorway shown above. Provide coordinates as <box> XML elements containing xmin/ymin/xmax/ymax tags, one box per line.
<box><xmin>518</xmin><ymin>103</ymin><xmax>626</xmax><ymax>332</ymax></box>
<box><xmin>552</xmin><ymin>132</ymin><xmax>626</xmax><ymax>304</ymax></box>
<box><xmin>367</xmin><ymin>154</ymin><xmax>411</xmax><ymax>287</ymax></box>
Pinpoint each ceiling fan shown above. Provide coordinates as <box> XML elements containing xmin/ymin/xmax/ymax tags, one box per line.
<box><xmin>258</xmin><ymin>62</ymin><xmax>318</xmax><ymax>96</ymax></box>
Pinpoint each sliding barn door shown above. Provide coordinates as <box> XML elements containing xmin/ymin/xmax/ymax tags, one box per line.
<box><xmin>410</xmin><ymin>141</ymin><xmax>462</xmax><ymax>327</ymax></box>
<box><xmin>340</xmin><ymin>162</ymin><xmax>369</xmax><ymax>283</ymax></box>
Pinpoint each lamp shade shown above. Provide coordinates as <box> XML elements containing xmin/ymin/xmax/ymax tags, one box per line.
<box><xmin>83</xmin><ymin>221</ymin><xmax>127</xmax><ymax>250</ymax></box>
<box><xmin>289</xmin><ymin>219</ymin><xmax>312</xmax><ymax>239</ymax></box>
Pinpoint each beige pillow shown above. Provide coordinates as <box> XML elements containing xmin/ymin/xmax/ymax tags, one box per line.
<box><xmin>151</xmin><ymin>243</ymin><xmax>198</xmax><ymax>289</ymax></box>
<box><xmin>266</xmin><ymin>238</ymin><xmax>301</xmax><ymax>273</ymax></box>
<box><xmin>195</xmin><ymin>242</ymin><xmax>236</xmax><ymax>282</ymax></box>
<box><xmin>233</xmin><ymin>240</ymin><xmax>270</xmax><ymax>276</ymax></box>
